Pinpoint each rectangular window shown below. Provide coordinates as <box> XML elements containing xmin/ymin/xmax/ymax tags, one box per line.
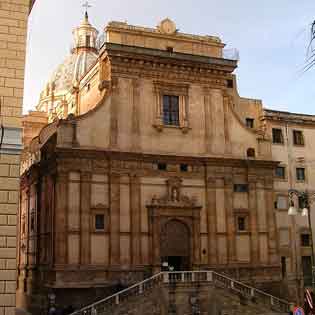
<box><xmin>301</xmin><ymin>234</ymin><xmax>311</xmax><ymax>247</ymax></box>
<box><xmin>234</xmin><ymin>184</ymin><xmax>249</xmax><ymax>193</ymax></box>
<box><xmin>180</xmin><ymin>164</ymin><xmax>188</xmax><ymax>172</ymax></box>
<box><xmin>163</xmin><ymin>95</ymin><xmax>179</xmax><ymax>126</ymax></box>
<box><xmin>237</xmin><ymin>217</ymin><xmax>246</xmax><ymax>231</ymax></box>
<box><xmin>245</xmin><ymin>118</ymin><xmax>254</xmax><ymax>128</ymax></box>
<box><xmin>281</xmin><ymin>256</ymin><xmax>287</xmax><ymax>278</ymax></box>
<box><xmin>296</xmin><ymin>167</ymin><xmax>306</xmax><ymax>181</ymax></box>
<box><xmin>157</xmin><ymin>163</ymin><xmax>167</xmax><ymax>171</ymax></box>
<box><xmin>302</xmin><ymin>256</ymin><xmax>312</xmax><ymax>286</ymax></box>
<box><xmin>95</xmin><ymin>214</ymin><xmax>105</xmax><ymax>230</ymax></box>
<box><xmin>227</xmin><ymin>79</ymin><xmax>234</xmax><ymax>88</ymax></box>
<box><xmin>276</xmin><ymin>196</ymin><xmax>287</xmax><ymax>209</ymax></box>
<box><xmin>293</xmin><ymin>130</ymin><xmax>304</xmax><ymax>146</ymax></box>
<box><xmin>272</xmin><ymin>128</ymin><xmax>284</xmax><ymax>144</ymax></box>
<box><xmin>275</xmin><ymin>166</ymin><xmax>285</xmax><ymax>179</ymax></box>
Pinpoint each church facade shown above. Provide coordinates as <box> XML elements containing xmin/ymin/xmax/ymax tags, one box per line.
<box><xmin>17</xmin><ymin>14</ymin><xmax>315</xmax><ymax>313</ymax></box>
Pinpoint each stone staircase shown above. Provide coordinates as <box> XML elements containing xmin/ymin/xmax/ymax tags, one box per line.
<box><xmin>70</xmin><ymin>271</ymin><xmax>290</xmax><ymax>315</ymax></box>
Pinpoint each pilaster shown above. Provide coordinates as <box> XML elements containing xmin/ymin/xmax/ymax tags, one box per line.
<box><xmin>80</xmin><ymin>172</ymin><xmax>91</xmax><ymax>265</ymax></box>
<box><xmin>109</xmin><ymin>77</ymin><xmax>119</xmax><ymax>148</ymax></box>
<box><xmin>225</xmin><ymin>175</ymin><xmax>236</xmax><ymax>262</ymax></box>
<box><xmin>265</xmin><ymin>176</ymin><xmax>278</xmax><ymax>264</ymax></box>
<box><xmin>130</xmin><ymin>174</ymin><xmax>141</xmax><ymax>265</ymax></box>
<box><xmin>110</xmin><ymin>173</ymin><xmax>120</xmax><ymax>266</ymax></box>
<box><xmin>223</xmin><ymin>92</ymin><xmax>232</xmax><ymax>154</ymax></box>
<box><xmin>206</xmin><ymin>175</ymin><xmax>217</xmax><ymax>265</ymax></box>
<box><xmin>131</xmin><ymin>79</ymin><xmax>141</xmax><ymax>151</ymax></box>
<box><xmin>203</xmin><ymin>88</ymin><xmax>213</xmax><ymax>153</ymax></box>
<box><xmin>54</xmin><ymin>171</ymin><xmax>68</xmax><ymax>265</ymax></box>
<box><xmin>248</xmin><ymin>175</ymin><xmax>259</xmax><ymax>264</ymax></box>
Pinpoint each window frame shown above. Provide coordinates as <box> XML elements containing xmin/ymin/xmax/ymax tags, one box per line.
<box><xmin>162</xmin><ymin>95</ymin><xmax>180</xmax><ymax>126</ymax></box>
<box><xmin>272</xmin><ymin>128</ymin><xmax>284</xmax><ymax>144</ymax></box>
<box><xmin>153</xmin><ymin>81</ymin><xmax>190</xmax><ymax>133</ymax></box>
<box><xmin>296</xmin><ymin>167</ymin><xmax>306</xmax><ymax>181</ymax></box>
<box><xmin>95</xmin><ymin>214</ymin><xmax>105</xmax><ymax>231</ymax></box>
<box><xmin>245</xmin><ymin>118</ymin><xmax>254</xmax><ymax>128</ymax></box>
<box><xmin>275</xmin><ymin>166</ymin><xmax>286</xmax><ymax>180</ymax></box>
<box><xmin>234</xmin><ymin>184</ymin><xmax>249</xmax><ymax>193</ymax></box>
<box><xmin>301</xmin><ymin>233</ymin><xmax>311</xmax><ymax>247</ymax></box>
<box><xmin>293</xmin><ymin>130</ymin><xmax>305</xmax><ymax>146</ymax></box>
<box><xmin>90</xmin><ymin>208</ymin><xmax>109</xmax><ymax>233</ymax></box>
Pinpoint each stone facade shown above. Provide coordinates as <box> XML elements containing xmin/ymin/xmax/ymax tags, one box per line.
<box><xmin>18</xmin><ymin>16</ymin><xmax>315</xmax><ymax>313</ymax></box>
<box><xmin>0</xmin><ymin>1</ymin><xmax>34</xmax><ymax>315</ymax></box>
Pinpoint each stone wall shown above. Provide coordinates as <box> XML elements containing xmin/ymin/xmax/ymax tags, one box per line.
<box><xmin>0</xmin><ymin>1</ymin><xmax>32</xmax><ymax>315</ymax></box>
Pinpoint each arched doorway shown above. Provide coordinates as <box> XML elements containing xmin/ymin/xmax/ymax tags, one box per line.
<box><xmin>160</xmin><ymin>219</ymin><xmax>190</xmax><ymax>271</ymax></box>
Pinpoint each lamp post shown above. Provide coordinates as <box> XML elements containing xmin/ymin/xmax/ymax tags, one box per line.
<box><xmin>288</xmin><ymin>189</ymin><xmax>315</xmax><ymax>290</ymax></box>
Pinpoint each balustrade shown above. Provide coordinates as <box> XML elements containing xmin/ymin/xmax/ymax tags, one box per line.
<box><xmin>70</xmin><ymin>270</ymin><xmax>290</xmax><ymax>315</ymax></box>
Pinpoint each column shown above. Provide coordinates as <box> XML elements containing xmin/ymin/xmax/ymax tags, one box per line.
<box><xmin>130</xmin><ymin>174</ymin><xmax>141</xmax><ymax>265</ymax></box>
<box><xmin>110</xmin><ymin>173</ymin><xmax>120</xmax><ymax>266</ymax></box>
<box><xmin>248</xmin><ymin>175</ymin><xmax>259</xmax><ymax>264</ymax></box>
<box><xmin>80</xmin><ymin>172</ymin><xmax>91</xmax><ymax>265</ymax></box>
<box><xmin>206</xmin><ymin>175</ymin><xmax>217</xmax><ymax>265</ymax></box>
<box><xmin>54</xmin><ymin>171</ymin><xmax>67</xmax><ymax>265</ymax></box>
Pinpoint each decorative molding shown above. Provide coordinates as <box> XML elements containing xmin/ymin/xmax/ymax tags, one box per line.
<box><xmin>148</xmin><ymin>177</ymin><xmax>199</xmax><ymax>208</ymax></box>
<box><xmin>0</xmin><ymin>127</ymin><xmax>22</xmax><ymax>155</ymax></box>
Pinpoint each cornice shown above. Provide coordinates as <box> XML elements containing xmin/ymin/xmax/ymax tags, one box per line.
<box><xmin>103</xmin><ymin>43</ymin><xmax>237</xmax><ymax>81</ymax></box>
<box><xmin>55</xmin><ymin>147</ymin><xmax>279</xmax><ymax>169</ymax></box>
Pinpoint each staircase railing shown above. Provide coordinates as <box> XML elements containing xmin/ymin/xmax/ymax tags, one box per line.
<box><xmin>70</xmin><ymin>270</ymin><xmax>290</xmax><ymax>315</ymax></box>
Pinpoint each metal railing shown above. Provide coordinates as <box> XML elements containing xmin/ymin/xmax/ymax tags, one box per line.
<box><xmin>223</xmin><ymin>48</ymin><xmax>240</xmax><ymax>61</ymax></box>
<box><xmin>70</xmin><ymin>270</ymin><xmax>290</xmax><ymax>315</ymax></box>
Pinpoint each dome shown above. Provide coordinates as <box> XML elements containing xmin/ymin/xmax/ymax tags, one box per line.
<box><xmin>46</xmin><ymin>12</ymin><xmax>99</xmax><ymax>93</ymax></box>
<box><xmin>50</xmin><ymin>50</ymin><xmax>98</xmax><ymax>92</ymax></box>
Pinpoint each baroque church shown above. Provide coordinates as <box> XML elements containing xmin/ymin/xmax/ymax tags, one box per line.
<box><xmin>18</xmin><ymin>12</ymin><xmax>315</xmax><ymax>313</ymax></box>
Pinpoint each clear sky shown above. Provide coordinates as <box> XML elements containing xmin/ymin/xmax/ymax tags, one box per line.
<box><xmin>23</xmin><ymin>0</ymin><xmax>315</xmax><ymax>114</ymax></box>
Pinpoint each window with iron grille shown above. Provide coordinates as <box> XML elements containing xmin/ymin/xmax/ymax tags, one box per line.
<box><xmin>293</xmin><ymin>130</ymin><xmax>304</xmax><ymax>146</ymax></box>
<box><xmin>163</xmin><ymin>95</ymin><xmax>179</xmax><ymax>126</ymax></box>
<box><xmin>272</xmin><ymin>128</ymin><xmax>284</xmax><ymax>144</ymax></box>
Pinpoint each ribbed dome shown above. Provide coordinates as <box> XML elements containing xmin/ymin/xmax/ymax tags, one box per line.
<box><xmin>50</xmin><ymin>50</ymin><xmax>97</xmax><ymax>92</ymax></box>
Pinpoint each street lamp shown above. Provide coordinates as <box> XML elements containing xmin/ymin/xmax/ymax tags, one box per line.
<box><xmin>288</xmin><ymin>189</ymin><xmax>315</xmax><ymax>289</ymax></box>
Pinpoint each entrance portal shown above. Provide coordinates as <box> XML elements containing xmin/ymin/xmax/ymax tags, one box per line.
<box><xmin>160</xmin><ymin>220</ymin><xmax>190</xmax><ymax>271</ymax></box>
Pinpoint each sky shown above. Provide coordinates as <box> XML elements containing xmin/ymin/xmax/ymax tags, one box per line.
<box><xmin>23</xmin><ymin>0</ymin><xmax>315</xmax><ymax>114</ymax></box>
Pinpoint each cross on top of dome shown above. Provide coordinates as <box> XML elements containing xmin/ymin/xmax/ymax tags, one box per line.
<box><xmin>82</xmin><ymin>1</ymin><xmax>92</xmax><ymax>18</ymax></box>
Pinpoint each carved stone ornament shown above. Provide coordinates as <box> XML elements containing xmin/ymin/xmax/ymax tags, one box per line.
<box><xmin>150</xmin><ymin>177</ymin><xmax>197</xmax><ymax>207</ymax></box>
<box><xmin>158</xmin><ymin>18</ymin><xmax>177</xmax><ymax>35</ymax></box>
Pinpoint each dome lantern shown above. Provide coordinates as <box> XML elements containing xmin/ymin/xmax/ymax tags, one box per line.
<box><xmin>72</xmin><ymin>10</ymin><xmax>98</xmax><ymax>53</ymax></box>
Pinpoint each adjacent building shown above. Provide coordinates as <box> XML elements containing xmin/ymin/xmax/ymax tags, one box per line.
<box><xmin>17</xmin><ymin>14</ymin><xmax>315</xmax><ymax>313</ymax></box>
<box><xmin>0</xmin><ymin>1</ymin><xmax>35</xmax><ymax>315</ymax></box>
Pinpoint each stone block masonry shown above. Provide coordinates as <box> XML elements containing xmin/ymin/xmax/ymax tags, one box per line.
<box><xmin>0</xmin><ymin>1</ymin><xmax>32</xmax><ymax>315</ymax></box>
